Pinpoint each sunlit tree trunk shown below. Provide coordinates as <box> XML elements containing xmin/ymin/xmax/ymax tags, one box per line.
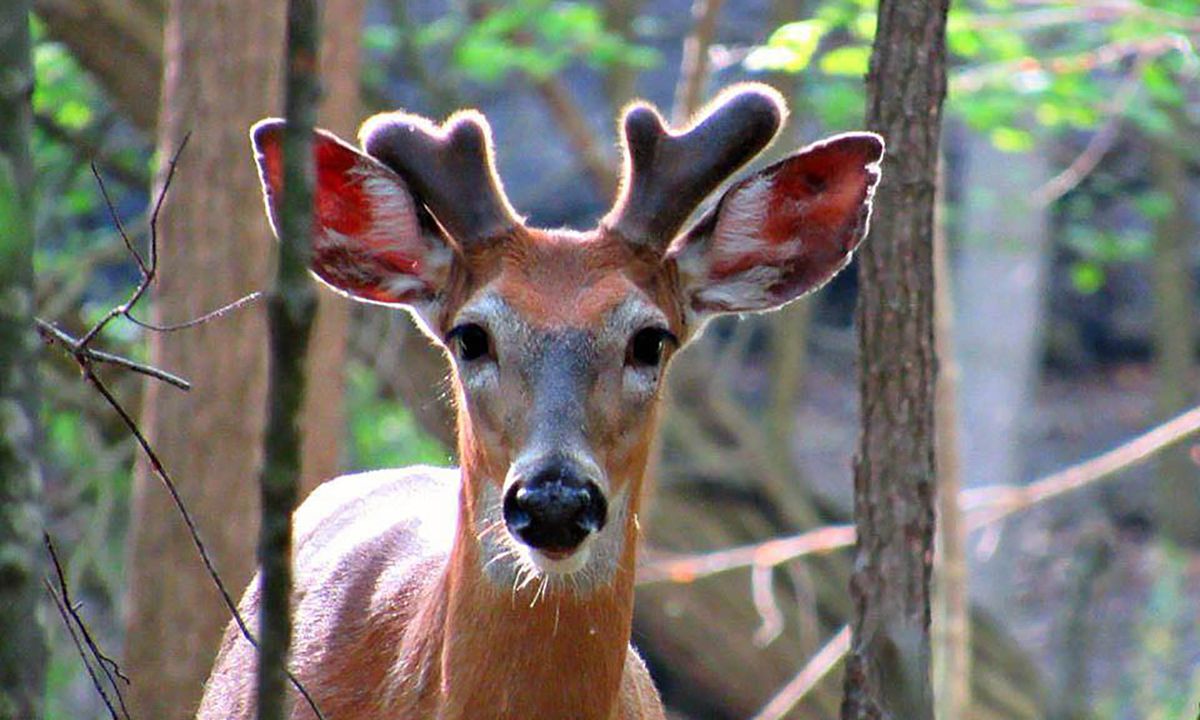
<box><xmin>124</xmin><ymin>1</ymin><xmax>362</xmax><ymax>717</ymax></box>
<box><xmin>843</xmin><ymin>1</ymin><xmax>949</xmax><ymax>717</ymax></box>
<box><xmin>0</xmin><ymin>4</ymin><xmax>47</xmax><ymax>716</ymax></box>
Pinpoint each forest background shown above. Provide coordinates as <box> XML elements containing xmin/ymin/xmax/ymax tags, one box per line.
<box><xmin>2</xmin><ymin>0</ymin><xmax>1199</xmax><ymax>718</ymax></box>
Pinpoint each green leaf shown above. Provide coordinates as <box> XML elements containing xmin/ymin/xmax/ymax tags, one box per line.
<box><xmin>362</xmin><ymin>24</ymin><xmax>400</xmax><ymax>53</ymax></box>
<box><xmin>1070</xmin><ymin>261</ymin><xmax>1105</xmax><ymax>295</ymax></box>
<box><xmin>989</xmin><ymin>126</ymin><xmax>1034</xmax><ymax>153</ymax></box>
<box><xmin>819</xmin><ymin>45</ymin><xmax>870</xmax><ymax>76</ymax></box>
<box><xmin>745</xmin><ymin>19</ymin><xmax>828</xmax><ymax>73</ymax></box>
<box><xmin>1134</xmin><ymin>190</ymin><xmax>1174</xmax><ymax>222</ymax></box>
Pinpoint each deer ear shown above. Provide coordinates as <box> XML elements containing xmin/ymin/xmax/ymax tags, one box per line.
<box><xmin>251</xmin><ymin>119</ymin><xmax>453</xmax><ymax>312</ymax></box>
<box><xmin>668</xmin><ymin>132</ymin><xmax>884</xmax><ymax>316</ymax></box>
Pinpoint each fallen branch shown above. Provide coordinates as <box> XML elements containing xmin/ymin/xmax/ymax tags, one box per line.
<box><xmin>638</xmin><ymin>524</ymin><xmax>855</xmax><ymax>585</ymax></box>
<box><xmin>962</xmin><ymin>404</ymin><xmax>1200</xmax><ymax>530</ymax></box>
<box><xmin>640</xmin><ymin>404</ymin><xmax>1200</xmax><ymax>583</ymax></box>
<box><xmin>749</xmin><ymin>626</ymin><xmax>851</xmax><ymax>720</ymax></box>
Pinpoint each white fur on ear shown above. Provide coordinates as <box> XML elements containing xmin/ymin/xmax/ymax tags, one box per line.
<box><xmin>670</xmin><ymin>131</ymin><xmax>885</xmax><ymax>318</ymax></box>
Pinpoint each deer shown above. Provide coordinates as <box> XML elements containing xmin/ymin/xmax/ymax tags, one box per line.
<box><xmin>196</xmin><ymin>83</ymin><xmax>882</xmax><ymax>720</ymax></box>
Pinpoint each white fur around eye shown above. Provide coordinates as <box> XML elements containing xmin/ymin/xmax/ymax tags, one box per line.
<box><xmin>622</xmin><ymin>364</ymin><xmax>659</xmax><ymax>400</ymax></box>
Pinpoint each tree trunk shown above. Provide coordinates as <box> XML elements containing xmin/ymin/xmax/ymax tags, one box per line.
<box><xmin>843</xmin><ymin>1</ymin><xmax>948</xmax><ymax>718</ymax></box>
<box><xmin>1149</xmin><ymin>133</ymin><xmax>1199</xmax><ymax>547</ymax></box>
<box><xmin>932</xmin><ymin>170</ymin><xmax>970</xmax><ymax>720</ymax></box>
<box><xmin>0</xmin><ymin>4</ymin><xmax>47</xmax><ymax>716</ymax></box>
<box><xmin>257</xmin><ymin>2</ymin><xmax>321</xmax><ymax>716</ymax></box>
<box><xmin>954</xmin><ymin>128</ymin><xmax>1052</xmax><ymax>617</ymax></box>
<box><xmin>123</xmin><ymin>2</ymin><xmax>361</xmax><ymax>717</ymax></box>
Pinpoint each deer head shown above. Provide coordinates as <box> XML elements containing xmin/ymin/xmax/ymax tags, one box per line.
<box><xmin>250</xmin><ymin>83</ymin><xmax>882</xmax><ymax>590</ymax></box>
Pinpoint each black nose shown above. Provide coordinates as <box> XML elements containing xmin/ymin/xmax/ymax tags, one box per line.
<box><xmin>503</xmin><ymin>465</ymin><xmax>607</xmax><ymax>552</ymax></box>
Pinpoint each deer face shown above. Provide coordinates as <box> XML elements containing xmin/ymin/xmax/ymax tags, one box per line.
<box><xmin>251</xmin><ymin>84</ymin><xmax>883</xmax><ymax>585</ymax></box>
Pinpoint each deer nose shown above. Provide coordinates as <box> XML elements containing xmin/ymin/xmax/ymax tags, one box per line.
<box><xmin>503</xmin><ymin>465</ymin><xmax>607</xmax><ymax>553</ymax></box>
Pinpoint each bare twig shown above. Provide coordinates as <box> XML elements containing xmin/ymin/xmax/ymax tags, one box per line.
<box><xmin>78</xmin><ymin>345</ymin><xmax>326</xmax><ymax>720</ymax></box>
<box><xmin>35</xmin><ymin>317</ymin><xmax>191</xmax><ymax>390</ymax></box>
<box><xmin>44</xmin><ymin>534</ymin><xmax>131</xmax><ymax>720</ymax></box>
<box><xmin>750</xmin><ymin>563</ymin><xmax>784</xmax><ymax>647</ymax></box>
<box><xmin>1031</xmin><ymin>50</ymin><xmax>1157</xmax><ymax>206</ymax></box>
<box><xmin>255</xmin><ymin>0</ymin><xmax>323</xmax><ymax>717</ymax></box>
<box><xmin>123</xmin><ymin>291</ymin><xmax>262</xmax><ymax>332</ymax></box>
<box><xmin>641</xmin><ymin>404</ymin><xmax>1200</xmax><ymax>583</ymax></box>
<box><xmin>965</xmin><ymin>0</ymin><xmax>1200</xmax><ymax>33</ymax></box>
<box><xmin>672</xmin><ymin>0</ymin><xmax>725</xmax><ymax>123</ymax></box>
<box><xmin>962</xmin><ymin>405</ymin><xmax>1200</xmax><ymax>530</ymax></box>
<box><xmin>37</xmin><ymin>139</ymin><xmax>325</xmax><ymax>720</ymax></box>
<box><xmin>749</xmin><ymin>626</ymin><xmax>851</xmax><ymax>720</ymax></box>
<box><xmin>637</xmin><ymin>524</ymin><xmax>856</xmax><ymax>585</ymax></box>
<box><xmin>951</xmin><ymin>34</ymin><xmax>1189</xmax><ymax>96</ymax></box>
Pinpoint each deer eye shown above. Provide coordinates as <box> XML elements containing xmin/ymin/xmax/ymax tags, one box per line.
<box><xmin>627</xmin><ymin>327</ymin><xmax>676</xmax><ymax>368</ymax></box>
<box><xmin>448</xmin><ymin>323</ymin><xmax>491</xmax><ymax>362</ymax></box>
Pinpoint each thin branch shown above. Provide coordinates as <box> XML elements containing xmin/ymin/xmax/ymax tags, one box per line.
<box><xmin>750</xmin><ymin>563</ymin><xmax>784</xmax><ymax>647</ymax></box>
<box><xmin>962</xmin><ymin>404</ymin><xmax>1200</xmax><ymax>530</ymax></box>
<box><xmin>749</xmin><ymin>626</ymin><xmax>851</xmax><ymax>720</ymax></box>
<box><xmin>36</xmin><ymin>136</ymin><xmax>326</xmax><ymax>720</ymax></box>
<box><xmin>1031</xmin><ymin>50</ymin><xmax>1157</xmax><ymax>206</ymax></box>
<box><xmin>637</xmin><ymin>524</ymin><xmax>856</xmax><ymax>585</ymax></box>
<box><xmin>91</xmin><ymin>161</ymin><xmax>147</xmax><ymax>273</ymax></box>
<box><xmin>79</xmin><ymin>360</ymin><xmax>325</xmax><ymax>720</ymax></box>
<box><xmin>672</xmin><ymin>0</ymin><xmax>725</xmax><ymax>124</ymax></box>
<box><xmin>76</xmin><ymin>136</ymin><xmax>189</xmax><ymax>350</ymax></box>
<box><xmin>123</xmin><ymin>291</ymin><xmax>262</xmax><ymax>333</ymax></box>
<box><xmin>951</xmin><ymin>34</ymin><xmax>1189</xmax><ymax>96</ymax></box>
<box><xmin>640</xmin><ymin>404</ymin><xmax>1200</xmax><ymax>584</ymax></box>
<box><xmin>44</xmin><ymin>534</ymin><xmax>131</xmax><ymax>720</ymax></box>
<box><xmin>35</xmin><ymin>317</ymin><xmax>191</xmax><ymax>390</ymax></box>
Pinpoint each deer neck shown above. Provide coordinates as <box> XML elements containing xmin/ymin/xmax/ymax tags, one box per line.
<box><xmin>396</xmin><ymin>437</ymin><xmax>646</xmax><ymax>720</ymax></box>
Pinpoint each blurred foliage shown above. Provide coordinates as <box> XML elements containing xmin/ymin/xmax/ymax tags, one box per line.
<box><xmin>365</xmin><ymin>0</ymin><xmax>658</xmax><ymax>89</ymax></box>
<box><xmin>346</xmin><ymin>362</ymin><xmax>451</xmax><ymax>470</ymax></box>
<box><xmin>748</xmin><ymin>0</ymin><xmax>1200</xmax><ymax>293</ymax></box>
<box><xmin>1094</xmin><ymin>545</ymin><xmax>1200</xmax><ymax>719</ymax></box>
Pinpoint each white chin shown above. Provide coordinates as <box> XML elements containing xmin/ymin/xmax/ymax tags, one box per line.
<box><xmin>526</xmin><ymin>541</ymin><xmax>592</xmax><ymax>575</ymax></box>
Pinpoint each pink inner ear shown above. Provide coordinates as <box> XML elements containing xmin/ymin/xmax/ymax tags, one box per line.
<box><xmin>762</xmin><ymin>136</ymin><xmax>880</xmax><ymax>253</ymax></box>
<box><xmin>254</xmin><ymin>124</ymin><xmax>442</xmax><ymax>306</ymax></box>
<box><xmin>705</xmin><ymin>134</ymin><xmax>882</xmax><ymax>295</ymax></box>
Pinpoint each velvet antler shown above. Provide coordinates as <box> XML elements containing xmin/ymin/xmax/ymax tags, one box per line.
<box><xmin>602</xmin><ymin>84</ymin><xmax>786</xmax><ymax>251</ymax></box>
<box><xmin>359</xmin><ymin>110</ymin><xmax>520</xmax><ymax>249</ymax></box>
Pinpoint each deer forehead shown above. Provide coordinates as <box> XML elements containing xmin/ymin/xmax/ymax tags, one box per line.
<box><xmin>462</xmin><ymin>230</ymin><xmax>676</xmax><ymax>332</ymax></box>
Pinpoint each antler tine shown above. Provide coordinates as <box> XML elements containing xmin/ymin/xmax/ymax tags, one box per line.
<box><xmin>603</xmin><ymin>83</ymin><xmax>786</xmax><ymax>251</ymax></box>
<box><xmin>360</xmin><ymin>110</ymin><xmax>520</xmax><ymax>249</ymax></box>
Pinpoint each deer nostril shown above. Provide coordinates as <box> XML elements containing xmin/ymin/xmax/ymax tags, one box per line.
<box><xmin>503</xmin><ymin>474</ymin><xmax>607</xmax><ymax>552</ymax></box>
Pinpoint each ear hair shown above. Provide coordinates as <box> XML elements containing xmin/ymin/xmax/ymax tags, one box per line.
<box><xmin>359</xmin><ymin>109</ymin><xmax>521</xmax><ymax>250</ymax></box>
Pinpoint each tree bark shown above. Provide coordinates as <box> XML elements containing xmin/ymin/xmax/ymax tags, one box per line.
<box><xmin>257</xmin><ymin>2</ymin><xmax>320</xmax><ymax>716</ymax></box>
<box><xmin>124</xmin><ymin>2</ymin><xmax>361</xmax><ymax>717</ymax></box>
<box><xmin>0</xmin><ymin>4</ymin><xmax>47</xmax><ymax>716</ymax></box>
<box><xmin>1149</xmin><ymin>133</ymin><xmax>1199</xmax><ymax>547</ymax></box>
<box><xmin>843</xmin><ymin>2</ymin><xmax>949</xmax><ymax>718</ymax></box>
